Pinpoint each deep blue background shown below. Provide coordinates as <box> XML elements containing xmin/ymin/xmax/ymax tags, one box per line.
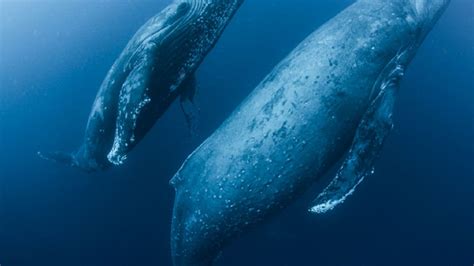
<box><xmin>0</xmin><ymin>1</ymin><xmax>473</xmax><ymax>265</ymax></box>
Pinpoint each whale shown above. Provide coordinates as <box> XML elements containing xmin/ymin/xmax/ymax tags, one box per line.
<box><xmin>39</xmin><ymin>0</ymin><xmax>244</xmax><ymax>171</ymax></box>
<box><xmin>170</xmin><ymin>0</ymin><xmax>450</xmax><ymax>265</ymax></box>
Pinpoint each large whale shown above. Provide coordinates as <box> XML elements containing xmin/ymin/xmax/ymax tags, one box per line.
<box><xmin>170</xmin><ymin>0</ymin><xmax>450</xmax><ymax>264</ymax></box>
<box><xmin>39</xmin><ymin>0</ymin><xmax>244</xmax><ymax>171</ymax></box>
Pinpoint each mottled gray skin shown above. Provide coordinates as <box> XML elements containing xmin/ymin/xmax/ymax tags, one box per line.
<box><xmin>171</xmin><ymin>0</ymin><xmax>449</xmax><ymax>265</ymax></box>
<box><xmin>40</xmin><ymin>0</ymin><xmax>243</xmax><ymax>171</ymax></box>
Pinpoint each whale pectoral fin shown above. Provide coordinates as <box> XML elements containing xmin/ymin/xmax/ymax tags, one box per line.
<box><xmin>309</xmin><ymin>85</ymin><xmax>398</xmax><ymax>214</ymax></box>
<box><xmin>107</xmin><ymin>60</ymin><xmax>153</xmax><ymax>165</ymax></box>
<box><xmin>180</xmin><ymin>76</ymin><xmax>199</xmax><ymax>136</ymax></box>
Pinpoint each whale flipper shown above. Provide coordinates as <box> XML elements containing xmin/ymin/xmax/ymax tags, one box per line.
<box><xmin>107</xmin><ymin>59</ymin><xmax>154</xmax><ymax>165</ymax></box>
<box><xmin>179</xmin><ymin>76</ymin><xmax>199</xmax><ymax>136</ymax></box>
<box><xmin>309</xmin><ymin>79</ymin><xmax>399</xmax><ymax>214</ymax></box>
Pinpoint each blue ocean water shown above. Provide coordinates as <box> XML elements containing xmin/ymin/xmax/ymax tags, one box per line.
<box><xmin>0</xmin><ymin>0</ymin><xmax>473</xmax><ymax>265</ymax></box>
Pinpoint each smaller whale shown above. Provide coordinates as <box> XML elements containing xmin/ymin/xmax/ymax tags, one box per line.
<box><xmin>170</xmin><ymin>0</ymin><xmax>450</xmax><ymax>265</ymax></box>
<box><xmin>39</xmin><ymin>0</ymin><xmax>244</xmax><ymax>171</ymax></box>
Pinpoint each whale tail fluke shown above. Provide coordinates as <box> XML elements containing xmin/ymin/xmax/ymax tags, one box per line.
<box><xmin>37</xmin><ymin>151</ymin><xmax>76</xmax><ymax>167</ymax></box>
